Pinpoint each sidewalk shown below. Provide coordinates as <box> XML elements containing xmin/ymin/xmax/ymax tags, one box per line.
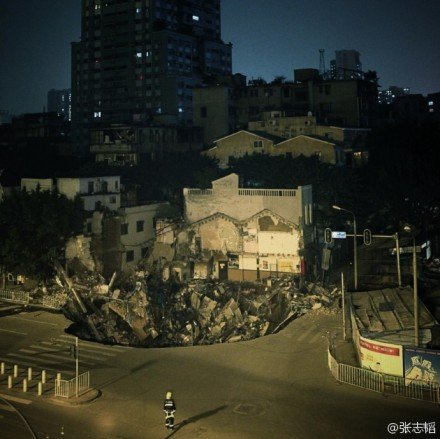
<box><xmin>0</xmin><ymin>373</ymin><xmax>100</xmax><ymax>407</ymax></box>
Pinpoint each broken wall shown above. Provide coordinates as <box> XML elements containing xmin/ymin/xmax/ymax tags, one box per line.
<box><xmin>65</xmin><ymin>235</ymin><xmax>96</xmax><ymax>272</ymax></box>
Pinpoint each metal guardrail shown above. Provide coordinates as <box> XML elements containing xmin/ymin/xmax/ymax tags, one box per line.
<box><xmin>327</xmin><ymin>348</ymin><xmax>439</xmax><ymax>404</ymax></box>
<box><xmin>55</xmin><ymin>371</ymin><xmax>90</xmax><ymax>399</ymax></box>
<box><xmin>339</xmin><ymin>363</ymin><xmax>384</xmax><ymax>393</ymax></box>
<box><xmin>0</xmin><ymin>290</ymin><xmax>30</xmax><ymax>304</ymax></box>
<box><xmin>384</xmin><ymin>375</ymin><xmax>439</xmax><ymax>404</ymax></box>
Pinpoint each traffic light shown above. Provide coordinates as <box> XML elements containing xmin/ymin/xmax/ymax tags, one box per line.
<box><xmin>363</xmin><ymin>229</ymin><xmax>372</xmax><ymax>246</ymax></box>
<box><xmin>70</xmin><ymin>345</ymin><xmax>77</xmax><ymax>359</ymax></box>
<box><xmin>324</xmin><ymin>228</ymin><xmax>332</xmax><ymax>244</ymax></box>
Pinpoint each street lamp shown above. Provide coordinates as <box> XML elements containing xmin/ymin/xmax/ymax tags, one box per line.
<box><xmin>403</xmin><ymin>224</ymin><xmax>419</xmax><ymax>347</ymax></box>
<box><xmin>332</xmin><ymin>205</ymin><xmax>358</xmax><ymax>291</ymax></box>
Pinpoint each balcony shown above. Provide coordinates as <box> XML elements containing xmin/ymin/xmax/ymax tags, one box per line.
<box><xmin>90</xmin><ymin>142</ymin><xmax>137</xmax><ymax>153</ymax></box>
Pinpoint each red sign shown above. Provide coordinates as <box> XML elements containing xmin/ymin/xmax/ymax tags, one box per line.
<box><xmin>360</xmin><ymin>339</ymin><xmax>400</xmax><ymax>356</ymax></box>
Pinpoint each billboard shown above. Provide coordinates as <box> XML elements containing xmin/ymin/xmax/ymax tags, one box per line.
<box><xmin>404</xmin><ymin>347</ymin><xmax>440</xmax><ymax>385</ymax></box>
<box><xmin>359</xmin><ymin>336</ymin><xmax>403</xmax><ymax>376</ymax></box>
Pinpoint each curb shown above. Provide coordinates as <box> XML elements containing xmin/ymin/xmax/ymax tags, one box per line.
<box><xmin>44</xmin><ymin>388</ymin><xmax>101</xmax><ymax>407</ymax></box>
<box><xmin>0</xmin><ymin>386</ymin><xmax>101</xmax><ymax>407</ymax></box>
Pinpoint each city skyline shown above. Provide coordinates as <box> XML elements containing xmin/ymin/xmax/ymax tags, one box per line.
<box><xmin>1</xmin><ymin>0</ymin><xmax>439</xmax><ymax>115</ymax></box>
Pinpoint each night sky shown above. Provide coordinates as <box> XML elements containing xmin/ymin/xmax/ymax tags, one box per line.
<box><xmin>1</xmin><ymin>0</ymin><xmax>439</xmax><ymax>115</ymax></box>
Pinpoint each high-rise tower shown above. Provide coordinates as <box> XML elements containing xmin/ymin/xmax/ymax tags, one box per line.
<box><xmin>71</xmin><ymin>0</ymin><xmax>232</xmax><ymax>147</ymax></box>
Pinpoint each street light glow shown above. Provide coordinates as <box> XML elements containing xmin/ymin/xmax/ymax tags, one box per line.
<box><xmin>332</xmin><ymin>205</ymin><xmax>342</xmax><ymax>210</ymax></box>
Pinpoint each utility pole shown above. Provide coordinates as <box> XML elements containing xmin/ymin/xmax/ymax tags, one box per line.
<box><xmin>341</xmin><ymin>272</ymin><xmax>346</xmax><ymax>341</ymax></box>
<box><xmin>75</xmin><ymin>337</ymin><xmax>79</xmax><ymax>398</ymax></box>
<box><xmin>395</xmin><ymin>233</ymin><xmax>402</xmax><ymax>287</ymax></box>
<box><xmin>412</xmin><ymin>238</ymin><xmax>419</xmax><ymax>347</ymax></box>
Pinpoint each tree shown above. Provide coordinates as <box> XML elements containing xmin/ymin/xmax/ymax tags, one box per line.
<box><xmin>271</xmin><ymin>75</ymin><xmax>286</xmax><ymax>84</ymax></box>
<box><xmin>0</xmin><ymin>188</ymin><xmax>85</xmax><ymax>280</ymax></box>
<box><xmin>248</xmin><ymin>77</ymin><xmax>267</xmax><ymax>86</ymax></box>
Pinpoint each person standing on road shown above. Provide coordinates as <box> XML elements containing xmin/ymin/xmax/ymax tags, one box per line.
<box><xmin>163</xmin><ymin>391</ymin><xmax>176</xmax><ymax>430</ymax></box>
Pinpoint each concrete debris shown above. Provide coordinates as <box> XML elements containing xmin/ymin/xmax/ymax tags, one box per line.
<box><xmin>31</xmin><ymin>265</ymin><xmax>340</xmax><ymax>347</ymax></box>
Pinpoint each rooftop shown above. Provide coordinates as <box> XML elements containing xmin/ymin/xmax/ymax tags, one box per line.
<box><xmin>351</xmin><ymin>286</ymin><xmax>438</xmax><ymax>346</ymax></box>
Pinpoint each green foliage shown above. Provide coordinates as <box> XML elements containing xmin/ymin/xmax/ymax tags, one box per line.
<box><xmin>0</xmin><ymin>188</ymin><xmax>85</xmax><ymax>280</ymax></box>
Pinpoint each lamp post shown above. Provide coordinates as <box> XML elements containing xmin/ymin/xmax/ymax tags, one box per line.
<box><xmin>404</xmin><ymin>225</ymin><xmax>418</xmax><ymax>347</ymax></box>
<box><xmin>333</xmin><ymin>205</ymin><xmax>358</xmax><ymax>291</ymax></box>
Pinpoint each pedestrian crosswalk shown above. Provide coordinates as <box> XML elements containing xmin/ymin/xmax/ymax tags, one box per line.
<box><xmin>0</xmin><ymin>334</ymin><xmax>127</xmax><ymax>379</ymax></box>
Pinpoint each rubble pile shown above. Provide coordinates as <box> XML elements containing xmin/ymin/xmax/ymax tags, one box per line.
<box><xmin>425</xmin><ymin>258</ymin><xmax>440</xmax><ymax>278</ymax></box>
<box><xmin>58</xmin><ymin>268</ymin><xmax>341</xmax><ymax>347</ymax></box>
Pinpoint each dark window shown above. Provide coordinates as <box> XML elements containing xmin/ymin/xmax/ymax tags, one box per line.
<box><xmin>136</xmin><ymin>220</ymin><xmax>144</xmax><ymax>232</ymax></box>
<box><xmin>253</xmin><ymin>140</ymin><xmax>263</xmax><ymax>148</ymax></box>
<box><xmin>195</xmin><ymin>236</ymin><xmax>202</xmax><ymax>253</ymax></box>
<box><xmin>86</xmin><ymin>222</ymin><xmax>92</xmax><ymax>233</ymax></box>
<box><xmin>126</xmin><ymin>250</ymin><xmax>134</xmax><ymax>262</ymax></box>
<box><xmin>200</xmin><ymin>106</ymin><xmax>207</xmax><ymax>118</ymax></box>
<box><xmin>325</xmin><ymin>85</ymin><xmax>331</xmax><ymax>95</ymax></box>
<box><xmin>88</xmin><ymin>181</ymin><xmax>94</xmax><ymax>193</ymax></box>
<box><xmin>141</xmin><ymin>247</ymin><xmax>149</xmax><ymax>258</ymax></box>
<box><xmin>95</xmin><ymin>201</ymin><xmax>102</xmax><ymax>210</ymax></box>
<box><xmin>121</xmin><ymin>223</ymin><xmax>128</xmax><ymax>235</ymax></box>
<box><xmin>101</xmin><ymin>181</ymin><xmax>108</xmax><ymax>193</ymax></box>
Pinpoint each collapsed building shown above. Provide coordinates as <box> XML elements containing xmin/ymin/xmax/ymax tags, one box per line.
<box><xmin>153</xmin><ymin>173</ymin><xmax>314</xmax><ymax>282</ymax></box>
<box><xmin>56</xmin><ymin>265</ymin><xmax>340</xmax><ymax>347</ymax></box>
<box><xmin>28</xmin><ymin>173</ymin><xmax>330</xmax><ymax>347</ymax></box>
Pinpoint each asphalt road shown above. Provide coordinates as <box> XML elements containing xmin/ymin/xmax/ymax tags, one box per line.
<box><xmin>0</xmin><ymin>306</ymin><xmax>438</xmax><ymax>439</ymax></box>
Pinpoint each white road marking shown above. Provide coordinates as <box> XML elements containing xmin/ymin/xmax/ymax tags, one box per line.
<box><xmin>5</xmin><ymin>316</ymin><xmax>58</xmax><ymax>327</ymax></box>
<box><xmin>30</xmin><ymin>344</ymin><xmax>111</xmax><ymax>361</ymax></box>
<box><xmin>58</xmin><ymin>335</ymin><xmax>127</xmax><ymax>352</ymax></box>
<box><xmin>0</xmin><ymin>403</ymin><xmax>16</xmax><ymax>412</ymax></box>
<box><xmin>0</xmin><ymin>393</ymin><xmax>32</xmax><ymax>405</ymax></box>
<box><xmin>41</xmin><ymin>340</ymin><xmax>116</xmax><ymax>357</ymax></box>
<box><xmin>15</xmin><ymin>350</ymin><xmax>95</xmax><ymax>366</ymax></box>
<box><xmin>5</xmin><ymin>352</ymin><xmax>81</xmax><ymax>370</ymax></box>
<box><xmin>0</xmin><ymin>328</ymin><xmax>27</xmax><ymax>335</ymax></box>
<box><xmin>0</xmin><ymin>356</ymin><xmax>74</xmax><ymax>377</ymax></box>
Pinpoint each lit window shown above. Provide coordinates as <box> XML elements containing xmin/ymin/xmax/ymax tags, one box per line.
<box><xmin>192</xmin><ymin>15</ymin><xmax>199</xmax><ymax>21</ymax></box>
<box><xmin>136</xmin><ymin>8</ymin><xmax>141</xmax><ymax>13</ymax></box>
<box><xmin>428</xmin><ymin>101</ymin><xmax>434</xmax><ymax>106</ymax></box>
<box><xmin>178</xmin><ymin>107</ymin><xmax>183</xmax><ymax>113</ymax></box>
<box><xmin>94</xmin><ymin>111</ymin><xmax>101</xmax><ymax>118</ymax></box>
<box><xmin>136</xmin><ymin>52</ymin><xmax>142</xmax><ymax>58</ymax></box>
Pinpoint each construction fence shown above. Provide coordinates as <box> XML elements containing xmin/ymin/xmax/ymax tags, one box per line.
<box><xmin>327</xmin><ymin>347</ymin><xmax>440</xmax><ymax>404</ymax></box>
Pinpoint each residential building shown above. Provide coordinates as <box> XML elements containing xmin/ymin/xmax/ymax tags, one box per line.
<box><xmin>378</xmin><ymin>86</ymin><xmax>410</xmax><ymax>105</ymax></box>
<box><xmin>47</xmin><ymin>89</ymin><xmax>72</xmax><ymax>121</ymax></box>
<box><xmin>427</xmin><ymin>92</ymin><xmax>440</xmax><ymax>117</ymax></box>
<box><xmin>71</xmin><ymin>0</ymin><xmax>232</xmax><ymax>149</ymax></box>
<box><xmin>330</xmin><ymin>50</ymin><xmax>362</xmax><ymax>80</ymax></box>
<box><xmin>193</xmin><ymin>69</ymin><xmax>378</xmax><ymax>142</ymax></box>
<box><xmin>181</xmin><ymin>173</ymin><xmax>313</xmax><ymax>281</ymax></box>
<box><xmin>89</xmin><ymin>123</ymin><xmax>203</xmax><ymax>164</ymax></box>
<box><xmin>203</xmin><ymin>130</ymin><xmax>345</xmax><ymax>167</ymax></box>
<box><xmin>67</xmin><ymin>202</ymin><xmax>173</xmax><ymax>277</ymax></box>
<box><xmin>21</xmin><ymin>175</ymin><xmax>121</xmax><ymax>212</ymax></box>
<box><xmin>248</xmin><ymin>112</ymin><xmax>371</xmax><ymax>143</ymax></box>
